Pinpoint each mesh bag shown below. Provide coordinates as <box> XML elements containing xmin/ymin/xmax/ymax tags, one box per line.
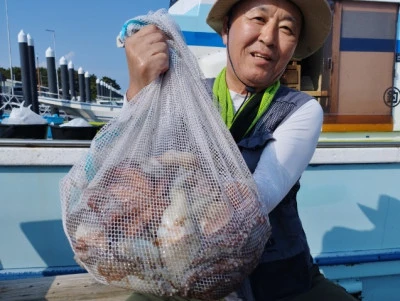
<box><xmin>60</xmin><ymin>9</ymin><xmax>271</xmax><ymax>300</ymax></box>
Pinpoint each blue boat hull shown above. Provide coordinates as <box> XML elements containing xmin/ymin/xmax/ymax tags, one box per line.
<box><xmin>0</xmin><ymin>145</ymin><xmax>399</xmax><ymax>299</ymax></box>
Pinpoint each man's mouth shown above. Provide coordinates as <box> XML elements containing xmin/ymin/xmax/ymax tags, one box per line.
<box><xmin>252</xmin><ymin>52</ymin><xmax>271</xmax><ymax>61</ymax></box>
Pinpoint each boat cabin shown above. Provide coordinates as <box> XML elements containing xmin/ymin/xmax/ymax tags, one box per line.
<box><xmin>170</xmin><ymin>0</ymin><xmax>400</xmax><ymax>137</ymax></box>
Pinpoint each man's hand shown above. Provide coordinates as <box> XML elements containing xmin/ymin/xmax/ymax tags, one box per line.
<box><xmin>124</xmin><ymin>25</ymin><xmax>169</xmax><ymax>100</ymax></box>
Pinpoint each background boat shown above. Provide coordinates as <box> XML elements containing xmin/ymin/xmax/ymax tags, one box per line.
<box><xmin>38</xmin><ymin>93</ymin><xmax>122</xmax><ymax>122</ymax></box>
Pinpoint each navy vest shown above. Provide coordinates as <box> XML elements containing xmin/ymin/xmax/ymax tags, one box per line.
<box><xmin>237</xmin><ymin>86</ymin><xmax>312</xmax><ymax>264</ymax></box>
<box><xmin>237</xmin><ymin>86</ymin><xmax>315</xmax><ymax>300</ymax></box>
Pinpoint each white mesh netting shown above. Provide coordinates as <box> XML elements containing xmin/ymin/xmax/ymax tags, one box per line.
<box><xmin>60</xmin><ymin>9</ymin><xmax>271</xmax><ymax>300</ymax></box>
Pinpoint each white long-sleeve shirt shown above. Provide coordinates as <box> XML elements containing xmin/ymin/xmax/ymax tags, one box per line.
<box><xmin>231</xmin><ymin>91</ymin><xmax>323</xmax><ymax>213</ymax></box>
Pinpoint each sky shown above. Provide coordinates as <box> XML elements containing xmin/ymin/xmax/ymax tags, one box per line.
<box><xmin>0</xmin><ymin>0</ymin><xmax>171</xmax><ymax>92</ymax></box>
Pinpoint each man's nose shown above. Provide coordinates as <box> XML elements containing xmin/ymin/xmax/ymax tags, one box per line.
<box><xmin>258</xmin><ymin>22</ymin><xmax>278</xmax><ymax>46</ymax></box>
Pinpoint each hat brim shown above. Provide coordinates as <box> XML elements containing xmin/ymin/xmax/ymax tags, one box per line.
<box><xmin>206</xmin><ymin>0</ymin><xmax>332</xmax><ymax>60</ymax></box>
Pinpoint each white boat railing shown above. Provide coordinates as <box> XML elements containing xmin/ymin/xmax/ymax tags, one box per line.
<box><xmin>0</xmin><ymin>92</ymin><xmax>24</xmax><ymax>111</ymax></box>
<box><xmin>0</xmin><ymin>92</ymin><xmax>71</xmax><ymax>120</ymax></box>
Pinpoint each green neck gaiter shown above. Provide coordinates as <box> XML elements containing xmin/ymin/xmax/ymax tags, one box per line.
<box><xmin>213</xmin><ymin>67</ymin><xmax>280</xmax><ymax>135</ymax></box>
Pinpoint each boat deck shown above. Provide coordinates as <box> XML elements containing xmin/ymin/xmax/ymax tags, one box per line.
<box><xmin>0</xmin><ymin>273</ymin><xmax>133</xmax><ymax>301</ymax></box>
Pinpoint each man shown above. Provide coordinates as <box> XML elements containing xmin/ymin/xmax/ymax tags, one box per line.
<box><xmin>124</xmin><ymin>0</ymin><xmax>358</xmax><ymax>300</ymax></box>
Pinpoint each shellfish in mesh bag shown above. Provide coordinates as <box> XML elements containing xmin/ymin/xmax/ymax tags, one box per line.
<box><xmin>60</xmin><ymin>9</ymin><xmax>271</xmax><ymax>300</ymax></box>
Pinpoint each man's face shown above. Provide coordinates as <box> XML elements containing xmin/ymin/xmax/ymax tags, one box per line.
<box><xmin>221</xmin><ymin>0</ymin><xmax>302</xmax><ymax>93</ymax></box>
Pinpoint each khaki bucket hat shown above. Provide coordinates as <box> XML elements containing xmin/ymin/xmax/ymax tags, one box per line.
<box><xmin>206</xmin><ymin>0</ymin><xmax>332</xmax><ymax>60</ymax></box>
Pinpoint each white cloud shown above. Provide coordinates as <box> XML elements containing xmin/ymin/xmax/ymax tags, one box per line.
<box><xmin>63</xmin><ymin>51</ymin><xmax>75</xmax><ymax>62</ymax></box>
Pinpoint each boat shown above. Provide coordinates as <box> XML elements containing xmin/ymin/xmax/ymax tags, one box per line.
<box><xmin>1</xmin><ymin>0</ymin><xmax>400</xmax><ymax>300</ymax></box>
<box><xmin>1</xmin><ymin>79</ymin><xmax>123</xmax><ymax>122</ymax></box>
<box><xmin>38</xmin><ymin>94</ymin><xmax>122</xmax><ymax>122</ymax></box>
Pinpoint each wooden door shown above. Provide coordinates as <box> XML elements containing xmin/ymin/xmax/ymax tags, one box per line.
<box><xmin>327</xmin><ymin>1</ymin><xmax>397</xmax><ymax>128</ymax></box>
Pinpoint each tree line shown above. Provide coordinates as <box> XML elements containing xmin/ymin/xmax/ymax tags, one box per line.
<box><xmin>0</xmin><ymin>66</ymin><xmax>121</xmax><ymax>101</ymax></box>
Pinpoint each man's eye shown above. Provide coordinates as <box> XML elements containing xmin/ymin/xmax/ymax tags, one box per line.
<box><xmin>281</xmin><ymin>26</ymin><xmax>294</xmax><ymax>35</ymax></box>
<box><xmin>253</xmin><ymin>16</ymin><xmax>265</xmax><ymax>23</ymax></box>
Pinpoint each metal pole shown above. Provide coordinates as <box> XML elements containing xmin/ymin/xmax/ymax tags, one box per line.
<box><xmin>5</xmin><ymin>0</ymin><xmax>14</xmax><ymax>95</ymax></box>
<box><xmin>78</xmin><ymin>67</ymin><xmax>85</xmax><ymax>102</ymax></box>
<box><xmin>45</xmin><ymin>29</ymin><xmax>59</xmax><ymax>98</ymax></box>
<box><xmin>84</xmin><ymin>71</ymin><xmax>91</xmax><ymax>102</ymax></box>
<box><xmin>68</xmin><ymin>61</ymin><xmax>76</xmax><ymax>100</ymax></box>
<box><xmin>36</xmin><ymin>56</ymin><xmax>41</xmax><ymax>93</ymax></box>
<box><xmin>59</xmin><ymin>56</ymin><xmax>69</xmax><ymax>100</ymax></box>
<box><xmin>27</xmin><ymin>34</ymin><xmax>39</xmax><ymax>113</ymax></box>
<box><xmin>18</xmin><ymin>30</ymin><xmax>32</xmax><ymax>106</ymax></box>
<box><xmin>96</xmin><ymin>78</ymin><xmax>100</xmax><ymax>99</ymax></box>
<box><xmin>46</xmin><ymin>47</ymin><xmax>57</xmax><ymax>98</ymax></box>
